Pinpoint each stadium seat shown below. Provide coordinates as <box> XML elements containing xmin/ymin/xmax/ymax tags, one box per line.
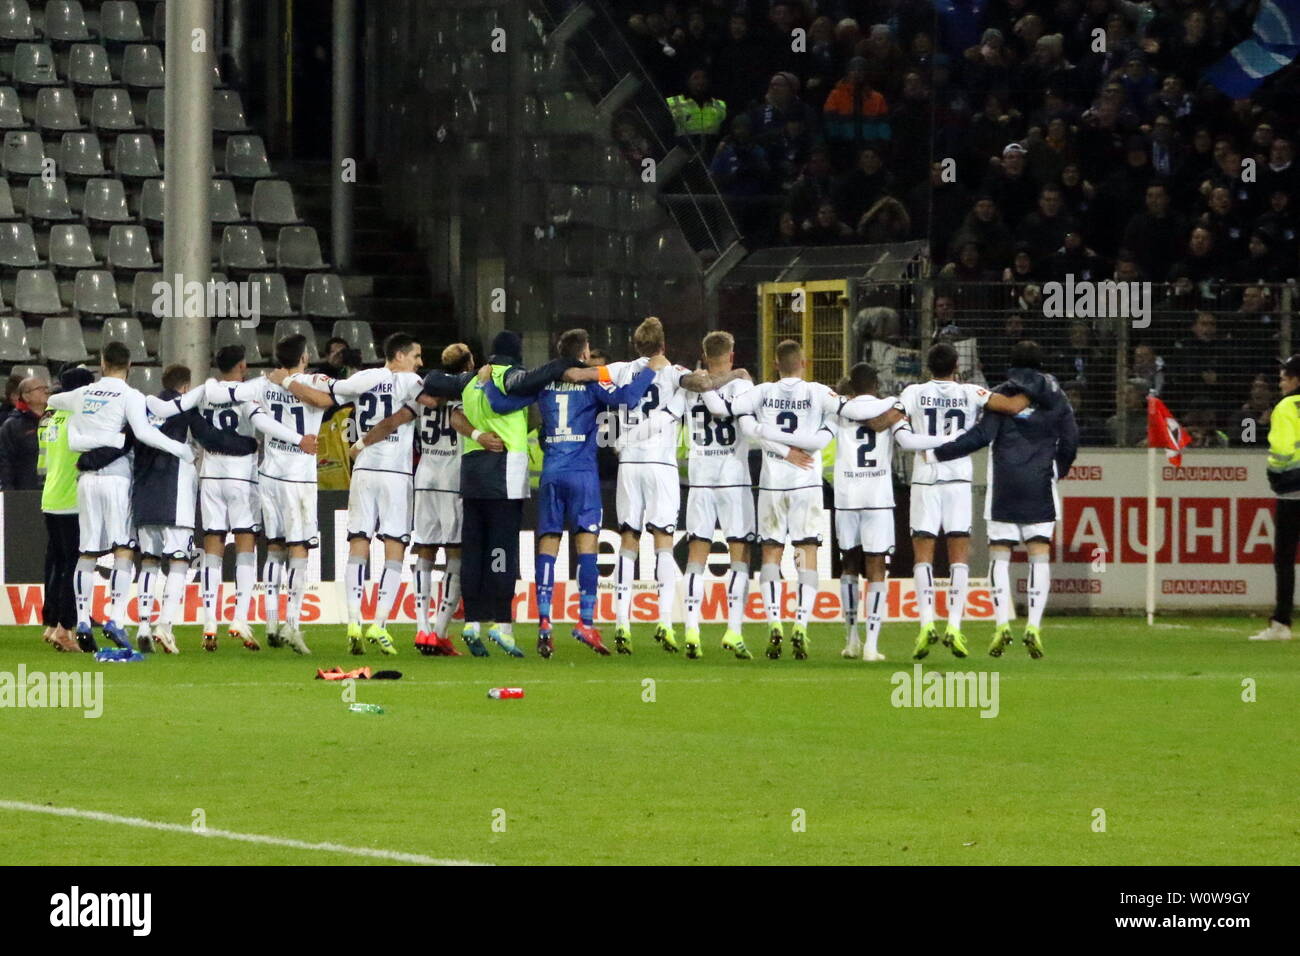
<box><xmin>210</xmin><ymin>179</ymin><xmax>244</xmax><ymax>224</ymax></box>
<box><xmin>220</xmin><ymin>225</ymin><xmax>268</xmax><ymax>271</ymax></box>
<box><xmin>99</xmin><ymin>2</ymin><xmax>146</xmax><ymax>44</ymax></box>
<box><xmin>0</xmin><ymin>315</ymin><xmax>32</xmax><ymax>361</ymax></box>
<box><xmin>150</xmin><ymin>3</ymin><xmax>164</xmax><ymax>44</ymax></box>
<box><xmin>1</xmin><ymin>130</ymin><xmax>44</xmax><ymax>175</ymax></box>
<box><xmin>224</xmin><ymin>135</ymin><xmax>272</xmax><ymax>178</ymax></box>
<box><xmin>138</xmin><ymin>176</ymin><xmax>162</xmax><ymax>225</ymax></box>
<box><xmin>122</xmin><ymin>44</ymin><xmax>164</xmax><ymax>88</ymax></box>
<box><xmin>0</xmin><ymin>179</ymin><xmax>18</xmax><ymax>219</ymax></box>
<box><xmin>75</xmin><ymin>270</ymin><xmax>126</xmax><ymax>317</ymax></box>
<box><xmin>9</xmin><ymin>363</ymin><xmax>49</xmax><ymax>383</ymax></box>
<box><xmin>130</xmin><ymin>270</ymin><xmax>161</xmax><ymax>316</ymax></box>
<box><xmin>212</xmin><ymin>89</ymin><xmax>250</xmax><ymax>133</ymax></box>
<box><xmin>276</xmin><ymin>226</ymin><xmax>326</xmax><ymax>270</ymax></box>
<box><xmin>67</xmin><ymin>43</ymin><xmax>113</xmax><ymax>86</ymax></box>
<box><xmin>0</xmin><ymin>2</ymin><xmax>37</xmax><ymax>42</ymax></box>
<box><xmin>40</xmin><ymin>316</ymin><xmax>89</xmax><ymax>361</ymax></box>
<box><xmin>44</xmin><ymin>2</ymin><xmax>91</xmax><ymax>43</ymax></box>
<box><xmin>0</xmin><ymin>221</ymin><xmax>41</xmax><ymax>267</ymax></box>
<box><xmin>12</xmin><ymin>43</ymin><xmax>57</xmax><ymax>86</ymax></box>
<box><xmin>59</xmin><ymin>131</ymin><xmax>106</xmax><ymax>176</ymax></box>
<box><xmin>213</xmin><ymin>318</ymin><xmax>262</xmax><ymax>363</ymax></box>
<box><xmin>331</xmin><ymin>319</ymin><xmax>378</xmax><ymax>363</ymax></box>
<box><xmin>0</xmin><ymin>87</ymin><xmax>24</xmax><ymax>128</ymax></box>
<box><xmin>82</xmin><ymin>177</ymin><xmax>131</xmax><ymax>223</ymax></box>
<box><xmin>105</xmin><ymin>224</ymin><xmax>154</xmax><ymax>269</ymax></box>
<box><xmin>249</xmin><ymin>273</ymin><xmax>295</xmax><ymax>317</ymax></box>
<box><xmin>48</xmin><ymin>223</ymin><xmax>99</xmax><ymax>268</ymax></box>
<box><xmin>303</xmin><ymin>274</ymin><xmax>353</xmax><ymax>319</ymax></box>
<box><xmin>90</xmin><ymin>88</ymin><xmax>139</xmax><ymax>131</ymax></box>
<box><xmin>144</xmin><ymin>87</ymin><xmax>163</xmax><ymax>130</ymax></box>
<box><xmin>127</xmin><ymin>364</ymin><xmax>161</xmax><ymax>394</ymax></box>
<box><xmin>24</xmin><ymin>177</ymin><xmax>74</xmax><ymax>220</ymax></box>
<box><xmin>250</xmin><ymin>180</ymin><xmax>301</xmax><ymax>226</ymax></box>
<box><xmin>15</xmin><ymin>269</ymin><xmax>63</xmax><ymax>314</ymax></box>
<box><xmin>33</xmin><ymin>87</ymin><xmax>83</xmax><ymax>131</ymax></box>
<box><xmin>273</xmin><ymin>319</ymin><xmax>320</xmax><ymax>362</ymax></box>
<box><xmin>112</xmin><ymin>131</ymin><xmax>160</xmax><ymax>177</ymax></box>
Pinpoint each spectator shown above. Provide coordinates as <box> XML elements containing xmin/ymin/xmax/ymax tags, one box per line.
<box><xmin>712</xmin><ymin>14</ymin><xmax>768</xmax><ymax>116</ymax></box>
<box><xmin>1121</xmin><ymin>181</ymin><xmax>1185</xmax><ymax>284</ymax></box>
<box><xmin>1044</xmin><ymin>229</ymin><xmax>1103</xmax><ymax>282</ymax></box>
<box><xmin>668</xmin><ymin>67</ymin><xmax>728</xmax><ymax>157</ymax></box>
<box><xmin>1026</xmin><ymin>114</ymin><xmax>1076</xmax><ymax>187</ymax></box>
<box><xmin>1171</xmin><ymin>311</ymin><xmax>1234</xmax><ymax>411</ymax></box>
<box><xmin>1238</xmin><ymin>373</ymin><xmax>1276</xmax><ymax>443</ymax></box>
<box><xmin>857</xmin><ymin>195</ymin><xmax>911</xmax><ymax>243</ymax></box>
<box><xmin>1132</xmin><ymin>343</ymin><xmax>1167</xmax><ymax>397</ymax></box>
<box><xmin>1107</xmin><ymin>379</ymin><xmax>1148</xmax><ymax>446</ymax></box>
<box><xmin>967</xmin><ymin>91</ymin><xmax>1026</xmax><ymax>171</ymax></box>
<box><xmin>802</xmin><ymin>200</ymin><xmax>854</xmax><ymax>245</ymax></box>
<box><xmin>1064</xmin><ymin>380</ymin><xmax>1108</xmax><ymax>446</ymax></box>
<box><xmin>0</xmin><ymin>376</ymin><xmax>48</xmax><ymax>490</ymax></box>
<box><xmin>311</xmin><ymin>336</ymin><xmax>353</xmax><ymax>380</ymax></box>
<box><xmin>749</xmin><ymin>72</ymin><xmax>814</xmax><ymax>153</ymax></box>
<box><xmin>1169</xmin><ymin>225</ymin><xmax>1222</xmax><ymax>287</ymax></box>
<box><xmin>787</xmin><ymin>145</ymin><xmax>836</xmax><ymax>222</ymax></box>
<box><xmin>1017</xmin><ymin>184</ymin><xmax>1077</xmax><ymax>259</ymax></box>
<box><xmin>1095</xmin><ymin>134</ymin><xmax>1155</xmax><ymax>253</ymax></box>
<box><xmin>772</xmin><ymin>209</ymin><xmax>801</xmax><ymax>246</ymax></box>
<box><xmin>889</xmin><ymin>71</ymin><xmax>934</xmax><ymax>187</ymax></box>
<box><xmin>1255</xmin><ymin>189</ymin><xmax>1298</xmax><ymax>255</ymax></box>
<box><xmin>803</xmin><ymin>16</ymin><xmax>838</xmax><ymax>109</ymax></box>
<box><xmin>1260</xmin><ymin>138</ymin><xmax>1297</xmax><ymax>203</ymax></box>
<box><xmin>1184</xmin><ymin>405</ymin><xmax>1230</xmax><ymax>448</ymax></box>
<box><xmin>0</xmin><ymin>374</ymin><xmax>21</xmax><ymax>427</ymax></box>
<box><xmin>981</xmin><ymin>142</ymin><xmax>1039</xmax><ymax>228</ymax></box>
<box><xmin>951</xmin><ymin>195</ymin><xmax>1015</xmax><ymax>271</ymax></box>
<box><xmin>1198</xmin><ymin>185</ymin><xmax>1247</xmax><ymax>259</ymax></box>
<box><xmin>1003</xmin><ymin>241</ymin><xmax>1043</xmax><ymax>285</ymax></box>
<box><xmin>1230</xmin><ymin>230</ymin><xmax>1284</xmax><ymax>284</ymax></box>
<box><xmin>1050</xmin><ymin>320</ymin><xmax>1112</xmax><ymax>399</ymax></box>
<box><xmin>961</xmin><ymin>27</ymin><xmax>1014</xmax><ymax>95</ymax></box>
<box><xmin>1233</xmin><ymin>284</ymin><xmax>1281</xmax><ymax>372</ymax></box>
<box><xmin>833</xmin><ymin>144</ymin><xmax>895</xmax><ymax>229</ymax></box>
<box><xmin>907</xmin><ymin>161</ymin><xmax>971</xmax><ymax>264</ymax></box>
<box><xmin>710</xmin><ymin>113</ymin><xmax>770</xmax><ymax>197</ymax></box>
<box><xmin>860</xmin><ymin>23</ymin><xmax>909</xmax><ymax>100</ymax></box>
<box><xmin>821</xmin><ymin>56</ymin><xmax>890</xmax><ymax>157</ymax></box>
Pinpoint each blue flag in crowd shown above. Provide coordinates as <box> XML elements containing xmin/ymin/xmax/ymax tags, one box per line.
<box><xmin>1205</xmin><ymin>0</ymin><xmax>1300</xmax><ymax>97</ymax></box>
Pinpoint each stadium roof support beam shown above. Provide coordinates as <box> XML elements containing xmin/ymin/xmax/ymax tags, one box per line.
<box><xmin>161</xmin><ymin>0</ymin><xmax>213</xmax><ymax>376</ymax></box>
<box><xmin>332</xmin><ymin>0</ymin><xmax>356</xmax><ymax>271</ymax></box>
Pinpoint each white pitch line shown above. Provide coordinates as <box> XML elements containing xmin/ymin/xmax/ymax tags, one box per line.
<box><xmin>0</xmin><ymin>800</ymin><xmax>489</xmax><ymax>866</ymax></box>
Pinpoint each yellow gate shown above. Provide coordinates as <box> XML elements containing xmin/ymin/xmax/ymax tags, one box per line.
<box><xmin>757</xmin><ymin>280</ymin><xmax>849</xmax><ymax>385</ymax></box>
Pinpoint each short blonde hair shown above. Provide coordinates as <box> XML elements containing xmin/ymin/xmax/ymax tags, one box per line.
<box><xmin>775</xmin><ymin>339</ymin><xmax>803</xmax><ymax>375</ymax></box>
<box><xmin>702</xmin><ymin>331</ymin><xmax>734</xmax><ymax>360</ymax></box>
<box><xmin>633</xmin><ymin>316</ymin><xmax>665</xmax><ymax>357</ymax></box>
<box><xmin>441</xmin><ymin>342</ymin><xmax>472</xmax><ymax>372</ymax></box>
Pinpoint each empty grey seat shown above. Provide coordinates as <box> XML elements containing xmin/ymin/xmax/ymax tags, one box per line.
<box><xmin>210</xmin><ymin>179</ymin><xmax>243</xmax><ymax>224</ymax></box>
<box><xmin>67</xmin><ymin>43</ymin><xmax>114</xmax><ymax>86</ymax></box>
<box><xmin>150</xmin><ymin>3</ymin><xmax>164</xmax><ymax>43</ymax></box>
<box><xmin>0</xmin><ymin>1</ymin><xmax>35</xmax><ymax>41</ymax></box>
<box><xmin>33</xmin><ymin>87</ymin><xmax>82</xmax><ymax>131</ymax></box>
<box><xmin>112</xmin><ymin>131</ymin><xmax>159</xmax><ymax>176</ymax></box>
<box><xmin>250</xmin><ymin>180</ymin><xmax>300</xmax><ymax>226</ymax></box>
<box><xmin>89</xmin><ymin>87</ymin><xmax>138</xmax><ymax>131</ymax></box>
<box><xmin>144</xmin><ymin>87</ymin><xmax>163</xmax><ymax>130</ymax></box>
<box><xmin>126</xmin><ymin>364</ymin><xmax>160</xmax><ymax>394</ymax></box>
<box><xmin>105</xmin><ymin>224</ymin><xmax>154</xmax><ymax>269</ymax></box>
<box><xmin>331</xmin><ymin>319</ymin><xmax>378</xmax><ymax>363</ymax></box>
<box><xmin>213</xmin><ymin>319</ymin><xmax>262</xmax><ymax>363</ymax></box>
<box><xmin>1</xmin><ymin>130</ymin><xmax>44</xmax><ymax>175</ymax></box>
<box><xmin>272</xmin><ymin>319</ymin><xmax>320</xmax><ymax>362</ymax></box>
<box><xmin>0</xmin><ymin>179</ymin><xmax>17</xmax><ymax>220</ymax></box>
<box><xmin>60</xmin><ymin>131</ymin><xmax>106</xmax><ymax>176</ymax></box>
<box><xmin>130</xmin><ymin>270</ymin><xmax>161</xmax><ymax>316</ymax></box>
<box><xmin>220</xmin><ymin>225</ymin><xmax>268</xmax><ymax>271</ymax></box>
<box><xmin>48</xmin><ymin>223</ymin><xmax>99</xmax><ymax>268</ymax></box>
<box><xmin>212</xmin><ymin>89</ymin><xmax>250</xmax><ymax>133</ymax></box>
<box><xmin>82</xmin><ymin>177</ymin><xmax>131</xmax><ymax>223</ymax></box>
<box><xmin>13</xmin><ymin>43</ymin><xmax>57</xmax><ymax>86</ymax></box>
<box><xmin>0</xmin><ymin>221</ymin><xmax>41</xmax><ymax>267</ymax></box>
<box><xmin>138</xmin><ymin>176</ymin><xmax>162</xmax><ymax>225</ymax></box>
<box><xmin>76</xmin><ymin>270</ymin><xmax>125</xmax><ymax>316</ymax></box>
<box><xmin>0</xmin><ymin>86</ymin><xmax>23</xmax><ymax>129</ymax></box>
<box><xmin>122</xmin><ymin>44</ymin><xmax>163</xmax><ymax>88</ymax></box>
<box><xmin>249</xmin><ymin>273</ymin><xmax>295</xmax><ymax>317</ymax></box>
<box><xmin>9</xmin><ymin>363</ymin><xmax>49</xmax><ymax>383</ymax></box>
<box><xmin>99</xmin><ymin>2</ymin><xmax>145</xmax><ymax>43</ymax></box>
<box><xmin>276</xmin><ymin>226</ymin><xmax>326</xmax><ymax>270</ymax></box>
<box><xmin>303</xmin><ymin>274</ymin><xmax>353</xmax><ymax>318</ymax></box>
<box><xmin>16</xmin><ymin>270</ymin><xmax>63</xmax><ymax>314</ymax></box>
<box><xmin>0</xmin><ymin>315</ymin><xmax>32</xmax><ymax>361</ymax></box>
<box><xmin>224</xmin><ymin>135</ymin><xmax>272</xmax><ymax>178</ymax></box>
<box><xmin>40</xmin><ymin>316</ymin><xmax>89</xmax><ymax>361</ymax></box>
<box><xmin>44</xmin><ymin>2</ymin><xmax>91</xmax><ymax>43</ymax></box>
<box><xmin>25</xmin><ymin>176</ymin><xmax>74</xmax><ymax>220</ymax></box>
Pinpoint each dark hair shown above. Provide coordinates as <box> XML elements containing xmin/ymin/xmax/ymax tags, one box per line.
<box><xmin>102</xmin><ymin>341</ymin><xmax>132</xmax><ymax>370</ymax></box>
<box><xmin>557</xmin><ymin>328</ymin><xmax>589</xmax><ymax>361</ymax></box>
<box><xmin>927</xmin><ymin>342</ymin><xmax>959</xmax><ymax>376</ymax></box>
<box><xmin>846</xmin><ymin>362</ymin><xmax>879</xmax><ymax>397</ymax></box>
<box><xmin>4</xmin><ymin>373</ymin><xmax>21</xmax><ymax>400</ymax></box>
<box><xmin>275</xmin><ymin>334</ymin><xmax>308</xmax><ymax>371</ymax></box>
<box><xmin>161</xmin><ymin>364</ymin><xmax>191</xmax><ymax>392</ymax></box>
<box><xmin>215</xmin><ymin>344</ymin><xmax>246</xmax><ymax>373</ymax></box>
<box><xmin>383</xmin><ymin>332</ymin><xmax>417</xmax><ymax>361</ymax></box>
<box><xmin>1009</xmin><ymin>339</ymin><xmax>1044</xmax><ymax>369</ymax></box>
<box><xmin>324</xmin><ymin>336</ymin><xmax>347</xmax><ymax>352</ymax></box>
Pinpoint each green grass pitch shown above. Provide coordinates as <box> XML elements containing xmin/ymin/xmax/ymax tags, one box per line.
<box><xmin>0</xmin><ymin>618</ymin><xmax>1294</xmax><ymax>865</ymax></box>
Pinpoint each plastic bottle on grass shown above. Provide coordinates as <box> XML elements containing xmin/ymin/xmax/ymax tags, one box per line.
<box><xmin>488</xmin><ymin>687</ymin><xmax>524</xmax><ymax>699</ymax></box>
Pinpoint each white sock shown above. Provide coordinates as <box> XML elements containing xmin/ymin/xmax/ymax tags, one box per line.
<box><xmin>234</xmin><ymin>551</ymin><xmax>256</xmax><ymax>623</ymax></box>
<box><xmin>655</xmin><ymin>548</ymin><xmax>678</xmax><ymax>628</ymax></box>
<box><xmin>263</xmin><ymin>552</ymin><xmax>286</xmax><ymax>631</ymax></box>
<box><xmin>375</xmin><ymin>559</ymin><xmax>403</xmax><ymax>627</ymax></box>
<box><xmin>615</xmin><ymin>549</ymin><xmax>636</xmax><ymax>629</ymax></box>
<box><xmin>1027</xmin><ymin>554</ymin><xmax>1050</xmax><ymax>628</ymax></box>
<box><xmin>108</xmin><ymin>555</ymin><xmax>133</xmax><ymax>623</ymax></box>
<box><xmin>415</xmin><ymin>557</ymin><xmax>435</xmax><ymax>633</ymax></box>
<box><xmin>796</xmin><ymin>569</ymin><xmax>817</xmax><ymax>626</ymax></box>
<box><xmin>201</xmin><ymin>552</ymin><xmax>222</xmax><ymax>627</ymax></box>
<box><xmin>435</xmin><ymin>559</ymin><xmax>461</xmax><ymax>636</ymax></box>
<box><xmin>684</xmin><ymin>561</ymin><xmax>704</xmax><ymax>631</ymax></box>
<box><xmin>726</xmin><ymin>561</ymin><xmax>749</xmax><ymax>633</ymax></box>
<box><xmin>990</xmin><ymin>552</ymin><xmax>1011</xmax><ymax>627</ymax></box>
<box><xmin>74</xmin><ymin>557</ymin><xmax>96</xmax><ymax>627</ymax></box>
<box><xmin>346</xmin><ymin>554</ymin><xmax>366</xmax><ymax>625</ymax></box>
<box><xmin>914</xmin><ymin>561</ymin><xmax>934</xmax><ymax>626</ymax></box>
<box><xmin>160</xmin><ymin>563</ymin><xmax>187</xmax><ymax>626</ymax></box>
<box><xmin>760</xmin><ymin>563</ymin><xmax>782</xmax><ymax>626</ymax></box>
<box><xmin>948</xmin><ymin>562</ymin><xmax>969</xmax><ymax>633</ymax></box>
<box><xmin>286</xmin><ymin>556</ymin><xmax>308</xmax><ymax>630</ymax></box>
<box><xmin>865</xmin><ymin>580</ymin><xmax>887</xmax><ymax>655</ymax></box>
<box><xmin>137</xmin><ymin>562</ymin><xmax>159</xmax><ymax>629</ymax></box>
<box><xmin>841</xmin><ymin>572</ymin><xmax>860</xmax><ymax>643</ymax></box>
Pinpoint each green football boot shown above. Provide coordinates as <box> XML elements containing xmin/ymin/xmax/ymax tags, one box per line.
<box><xmin>911</xmin><ymin>623</ymin><xmax>939</xmax><ymax>660</ymax></box>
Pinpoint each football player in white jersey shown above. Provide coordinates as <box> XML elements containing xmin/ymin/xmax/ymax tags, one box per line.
<box><xmin>604</xmin><ymin>316</ymin><xmax>743</xmax><ymax>654</ymax></box>
<box><xmin>212</xmin><ymin>333</ymin><xmax>332</xmax><ymax>653</ymax></box>
<box><xmin>47</xmin><ymin>341</ymin><xmax>196</xmax><ymax>651</ymax></box>
<box><xmin>282</xmin><ymin>333</ymin><xmax>424</xmax><ymax>655</ymax></box>
<box><xmin>196</xmin><ymin>344</ymin><xmax>318</xmax><ymax>652</ymax></box>
<box><xmin>899</xmin><ymin>342</ymin><xmax>1028</xmax><ymax>660</ymax></box>
<box><xmin>831</xmin><ymin>363</ymin><xmax>948</xmax><ymax>662</ymax></box>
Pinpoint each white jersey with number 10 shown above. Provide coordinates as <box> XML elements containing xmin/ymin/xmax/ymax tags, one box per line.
<box><xmin>900</xmin><ymin>380</ymin><xmax>990</xmax><ymax>484</ymax></box>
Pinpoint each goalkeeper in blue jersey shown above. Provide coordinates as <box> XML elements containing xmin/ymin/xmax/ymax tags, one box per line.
<box><xmin>485</xmin><ymin>328</ymin><xmax>662</xmax><ymax>658</ymax></box>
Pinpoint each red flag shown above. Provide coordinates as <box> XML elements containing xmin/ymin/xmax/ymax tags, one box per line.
<box><xmin>1147</xmin><ymin>395</ymin><xmax>1190</xmax><ymax>466</ymax></box>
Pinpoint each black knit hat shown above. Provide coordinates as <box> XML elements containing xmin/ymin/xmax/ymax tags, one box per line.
<box><xmin>490</xmin><ymin>330</ymin><xmax>523</xmax><ymax>364</ymax></box>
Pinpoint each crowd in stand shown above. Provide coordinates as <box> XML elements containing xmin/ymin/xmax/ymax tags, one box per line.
<box><xmin>607</xmin><ymin>0</ymin><xmax>1300</xmax><ymax>444</ymax></box>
